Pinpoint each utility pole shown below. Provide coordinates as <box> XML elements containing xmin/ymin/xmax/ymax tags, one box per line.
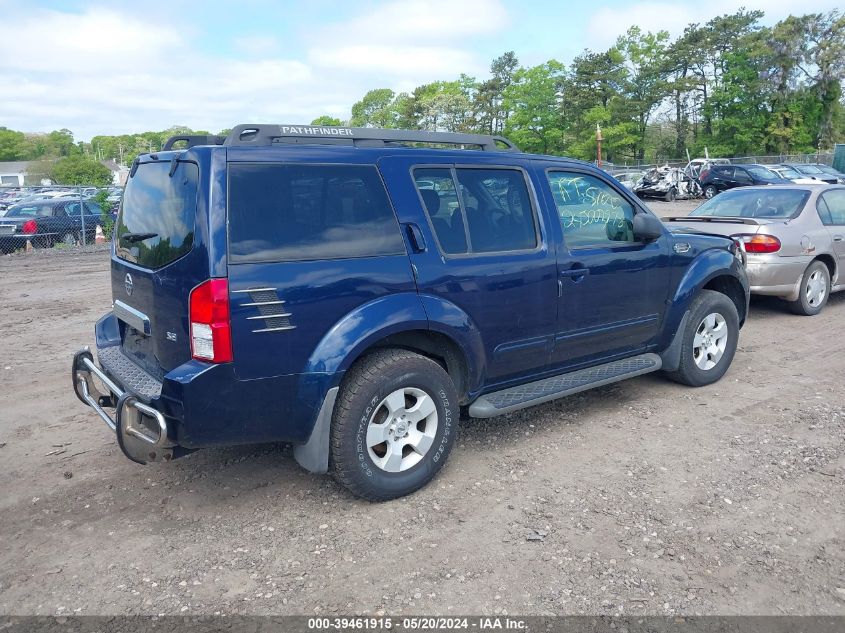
<box><xmin>596</xmin><ymin>124</ymin><xmax>603</xmax><ymax>168</ymax></box>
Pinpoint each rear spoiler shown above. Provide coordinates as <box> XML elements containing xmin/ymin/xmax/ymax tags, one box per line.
<box><xmin>162</xmin><ymin>135</ymin><xmax>226</xmax><ymax>151</ymax></box>
<box><xmin>663</xmin><ymin>216</ymin><xmax>761</xmax><ymax>225</ymax></box>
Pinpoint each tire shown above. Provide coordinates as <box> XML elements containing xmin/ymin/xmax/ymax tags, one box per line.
<box><xmin>665</xmin><ymin>289</ymin><xmax>739</xmax><ymax>387</ymax></box>
<box><xmin>703</xmin><ymin>185</ymin><xmax>717</xmax><ymax>199</ymax></box>
<box><xmin>789</xmin><ymin>261</ymin><xmax>830</xmax><ymax>316</ymax></box>
<box><xmin>60</xmin><ymin>232</ymin><xmax>76</xmax><ymax>247</ymax></box>
<box><xmin>664</xmin><ymin>187</ymin><xmax>677</xmax><ymax>202</ymax></box>
<box><xmin>329</xmin><ymin>348</ymin><xmax>458</xmax><ymax>501</ymax></box>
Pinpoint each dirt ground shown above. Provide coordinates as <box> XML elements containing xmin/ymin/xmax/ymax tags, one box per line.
<box><xmin>0</xmin><ymin>199</ymin><xmax>843</xmax><ymax>617</ymax></box>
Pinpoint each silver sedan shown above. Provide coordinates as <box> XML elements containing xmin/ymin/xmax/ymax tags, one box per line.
<box><xmin>665</xmin><ymin>185</ymin><xmax>845</xmax><ymax>315</ymax></box>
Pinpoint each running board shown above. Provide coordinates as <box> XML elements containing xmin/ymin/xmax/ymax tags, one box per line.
<box><xmin>468</xmin><ymin>353</ymin><xmax>662</xmax><ymax>418</ymax></box>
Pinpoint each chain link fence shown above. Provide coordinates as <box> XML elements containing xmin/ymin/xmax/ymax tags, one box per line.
<box><xmin>0</xmin><ymin>184</ymin><xmax>121</xmax><ymax>255</ymax></box>
<box><xmin>601</xmin><ymin>152</ymin><xmax>836</xmax><ymax>175</ymax></box>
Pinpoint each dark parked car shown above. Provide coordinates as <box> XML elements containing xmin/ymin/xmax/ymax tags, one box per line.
<box><xmin>0</xmin><ymin>198</ymin><xmax>102</xmax><ymax>252</ymax></box>
<box><xmin>815</xmin><ymin>164</ymin><xmax>845</xmax><ymax>184</ymax></box>
<box><xmin>699</xmin><ymin>164</ymin><xmax>791</xmax><ymax>199</ymax></box>
<box><xmin>72</xmin><ymin>125</ymin><xmax>748</xmax><ymax>501</ymax></box>
<box><xmin>783</xmin><ymin>163</ymin><xmax>840</xmax><ymax>185</ymax></box>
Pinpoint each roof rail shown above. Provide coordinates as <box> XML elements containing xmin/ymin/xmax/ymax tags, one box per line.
<box><xmin>162</xmin><ymin>135</ymin><xmax>226</xmax><ymax>151</ymax></box>
<box><xmin>223</xmin><ymin>124</ymin><xmax>519</xmax><ymax>152</ymax></box>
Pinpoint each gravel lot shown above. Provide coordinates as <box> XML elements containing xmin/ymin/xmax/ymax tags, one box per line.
<box><xmin>1</xmin><ymin>199</ymin><xmax>843</xmax><ymax>617</ymax></box>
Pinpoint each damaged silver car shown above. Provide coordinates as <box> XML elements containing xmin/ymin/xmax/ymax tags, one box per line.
<box><xmin>634</xmin><ymin>165</ymin><xmax>702</xmax><ymax>202</ymax></box>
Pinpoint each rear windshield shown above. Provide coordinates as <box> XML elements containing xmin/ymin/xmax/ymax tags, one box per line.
<box><xmin>116</xmin><ymin>161</ymin><xmax>198</xmax><ymax>268</ymax></box>
<box><xmin>227</xmin><ymin>163</ymin><xmax>405</xmax><ymax>263</ymax></box>
<box><xmin>691</xmin><ymin>188</ymin><xmax>809</xmax><ymax>219</ymax></box>
<box><xmin>6</xmin><ymin>202</ymin><xmax>54</xmax><ymax>217</ymax></box>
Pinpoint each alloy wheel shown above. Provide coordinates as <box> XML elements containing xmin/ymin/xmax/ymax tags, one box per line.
<box><xmin>693</xmin><ymin>312</ymin><xmax>729</xmax><ymax>371</ymax></box>
<box><xmin>365</xmin><ymin>387</ymin><xmax>438</xmax><ymax>473</ymax></box>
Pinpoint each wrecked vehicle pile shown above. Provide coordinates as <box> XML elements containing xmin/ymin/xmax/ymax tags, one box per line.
<box><xmin>634</xmin><ymin>164</ymin><xmax>702</xmax><ymax>202</ymax></box>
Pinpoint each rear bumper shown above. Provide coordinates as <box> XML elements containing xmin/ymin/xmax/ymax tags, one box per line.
<box><xmin>746</xmin><ymin>256</ymin><xmax>810</xmax><ymax>301</ymax></box>
<box><xmin>72</xmin><ymin>347</ymin><xmax>176</xmax><ymax>463</ymax></box>
<box><xmin>72</xmin><ymin>311</ymin><xmax>337</xmax><ymax>461</ymax></box>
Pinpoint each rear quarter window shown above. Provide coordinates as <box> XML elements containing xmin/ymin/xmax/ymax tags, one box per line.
<box><xmin>227</xmin><ymin>163</ymin><xmax>405</xmax><ymax>263</ymax></box>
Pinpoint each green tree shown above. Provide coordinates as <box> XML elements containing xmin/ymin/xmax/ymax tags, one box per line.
<box><xmin>502</xmin><ymin>60</ymin><xmax>566</xmax><ymax>154</ymax></box>
<box><xmin>310</xmin><ymin>115</ymin><xmax>344</xmax><ymax>126</ymax></box>
<box><xmin>350</xmin><ymin>89</ymin><xmax>398</xmax><ymax>127</ymax></box>
<box><xmin>615</xmin><ymin>26</ymin><xmax>670</xmax><ymax>160</ymax></box>
<box><xmin>0</xmin><ymin>127</ymin><xmax>27</xmax><ymax>160</ymax></box>
<box><xmin>473</xmin><ymin>51</ymin><xmax>519</xmax><ymax>134</ymax></box>
<box><xmin>51</xmin><ymin>155</ymin><xmax>112</xmax><ymax>186</ymax></box>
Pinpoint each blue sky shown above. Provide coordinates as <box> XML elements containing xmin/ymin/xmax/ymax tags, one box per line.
<box><xmin>0</xmin><ymin>0</ymin><xmax>840</xmax><ymax>141</ymax></box>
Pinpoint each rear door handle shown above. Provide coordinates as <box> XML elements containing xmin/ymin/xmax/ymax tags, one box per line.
<box><xmin>560</xmin><ymin>268</ymin><xmax>590</xmax><ymax>282</ymax></box>
<box><xmin>404</xmin><ymin>223</ymin><xmax>427</xmax><ymax>253</ymax></box>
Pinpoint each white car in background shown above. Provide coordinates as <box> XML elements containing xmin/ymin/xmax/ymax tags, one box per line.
<box><xmin>769</xmin><ymin>164</ymin><xmax>819</xmax><ymax>184</ymax></box>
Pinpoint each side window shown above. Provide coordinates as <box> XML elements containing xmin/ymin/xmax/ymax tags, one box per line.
<box><xmin>227</xmin><ymin>164</ymin><xmax>406</xmax><ymax>263</ymax></box>
<box><xmin>414</xmin><ymin>168</ymin><xmax>467</xmax><ymax>254</ymax></box>
<box><xmin>455</xmin><ymin>169</ymin><xmax>537</xmax><ymax>253</ymax></box>
<box><xmin>413</xmin><ymin>167</ymin><xmax>538</xmax><ymax>255</ymax></box>
<box><xmin>734</xmin><ymin>168</ymin><xmax>752</xmax><ymax>183</ymax></box>
<box><xmin>546</xmin><ymin>171</ymin><xmax>636</xmax><ymax>248</ymax></box>
<box><xmin>819</xmin><ymin>190</ymin><xmax>845</xmax><ymax>225</ymax></box>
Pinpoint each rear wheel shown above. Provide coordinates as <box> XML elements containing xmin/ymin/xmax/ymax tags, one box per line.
<box><xmin>330</xmin><ymin>349</ymin><xmax>458</xmax><ymax>501</ymax></box>
<box><xmin>60</xmin><ymin>232</ymin><xmax>76</xmax><ymax>247</ymax></box>
<box><xmin>789</xmin><ymin>261</ymin><xmax>830</xmax><ymax>316</ymax></box>
<box><xmin>703</xmin><ymin>185</ymin><xmax>717</xmax><ymax>199</ymax></box>
<box><xmin>665</xmin><ymin>289</ymin><xmax>739</xmax><ymax>387</ymax></box>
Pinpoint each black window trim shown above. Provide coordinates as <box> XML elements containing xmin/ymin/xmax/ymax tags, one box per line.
<box><xmin>410</xmin><ymin>163</ymin><xmax>544</xmax><ymax>259</ymax></box>
<box><xmin>543</xmin><ymin>164</ymin><xmax>658</xmax><ymax>251</ymax></box>
<box><xmin>225</xmin><ymin>161</ymin><xmax>406</xmax><ymax>265</ymax></box>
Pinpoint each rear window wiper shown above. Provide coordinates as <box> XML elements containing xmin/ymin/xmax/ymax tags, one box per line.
<box><xmin>121</xmin><ymin>231</ymin><xmax>158</xmax><ymax>243</ymax></box>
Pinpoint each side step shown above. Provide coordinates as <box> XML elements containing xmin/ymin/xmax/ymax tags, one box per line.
<box><xmin>468</xmin><ymin>353</ymin><xmax>662</xmax><ymax>418</ymax></box>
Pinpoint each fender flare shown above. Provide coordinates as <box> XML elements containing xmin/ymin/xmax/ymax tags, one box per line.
<box><xmin>295</xmin><ymin>293</ymin><xmax>487</xmax><ymax>474</ymax></box>
<box><xmin>662</xmin><ymin>248</ymin><xmax>746</xmax><ymax>347</ymax></box>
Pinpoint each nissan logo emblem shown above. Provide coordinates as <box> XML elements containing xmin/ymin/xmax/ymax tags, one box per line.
<box><xmin>125</xmin><ymin>273</ymin><xmax>133</xmax><ymax>296</ymax></box>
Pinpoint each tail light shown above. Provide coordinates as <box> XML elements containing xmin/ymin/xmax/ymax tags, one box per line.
<box><xmin>21</xmin><ymin>220</ymin><xmax>37</xmax><ymax>234</ymax></box>
<box><xmin>189</xmin><ymin>278</ymin><xmax>233</xmax><ymax>363</ymax></box>
<box><xmin>732</xmin><ymin>233</ymin><xmax>781</xmax><ymax>254</ymax></box>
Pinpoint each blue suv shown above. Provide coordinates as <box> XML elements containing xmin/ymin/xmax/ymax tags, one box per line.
<box><xmin>72</xmin><ymin>124</ymin><xmax>749</xmax><ymax>501</ymax></box>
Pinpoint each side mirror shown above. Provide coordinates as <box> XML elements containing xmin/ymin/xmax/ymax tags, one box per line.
<box><xmin>632</xmin><ymin>213</ymin><xmax>664</xmax><ymax>242</ymax></box>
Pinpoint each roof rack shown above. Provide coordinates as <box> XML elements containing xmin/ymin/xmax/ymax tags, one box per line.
<box><xmin>162</xmin><ymin>135</ymin><xmax>226</xmax><ymax>151</ymax></box>
<box><xmin>222</xmin><ymin>124</ymin><xmax>519</xmax><ymax>152</ymax></box>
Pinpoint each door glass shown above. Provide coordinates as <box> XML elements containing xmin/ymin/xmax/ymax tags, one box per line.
<box><xmin>413</xmin><ymin>168</ymin><xmax>467</xmax><ymax>254</ymax></box>
<box><xmin>454</xmin><ymin>169</ymin><xmax>537</xmax><ymax>253</ymax></box>
<box><xmin>546</xmin><ymin>171</ymin><xmax>636</xmax><ymax>248</ymax></box>
<box><xmin>819</xmin><ymin>190</ymin><xmax>845</xmax><ymax>225</ymax></box>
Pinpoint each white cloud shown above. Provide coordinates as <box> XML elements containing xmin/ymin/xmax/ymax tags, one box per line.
<box><xmin>324</xmin><ymin>0</ymin><xmax>508</xmax><ymax>42</ymax></box>
<box><xmin>233</xmin><ymin>35</ymin><xmax>282</xmax><ymax>57</ymax></box>
<box><xmin>586</xmin><ymin>0</ymin><xmax>843</xmax><ymax>51</ymax></box>
<box><xmin>310</xmin><ymin>45</ymin><xmax>479</xmax><ymax>76</ymax></box>
<box><xmin>0</xmin><ymin>1</ymin><xmax>509</xmax><ymax>141</ymax></box>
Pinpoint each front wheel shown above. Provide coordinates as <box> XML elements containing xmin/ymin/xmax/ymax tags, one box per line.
<box><xmin>789</xmin><ymin>261</ymin><xmax>830</xmax><ymax>316</ymax></box>
<box><xmin>664</xmin><ymin>187</ymin><xmax>677</xmax><ymax>202</ymax></box>
<box><xmin>703</xmin><ymin>185</ymin><xmax>717</xmax><ymax>199</ymax></box>
<box><xmin>330</xmin><ymin>349</ymin><xmax>458</xmax><ymax>501</ymax></box>
<box><xmin>665</xmin><ymin>289</ymin><xmax>739</xmax><ymax>387</ymax></box>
